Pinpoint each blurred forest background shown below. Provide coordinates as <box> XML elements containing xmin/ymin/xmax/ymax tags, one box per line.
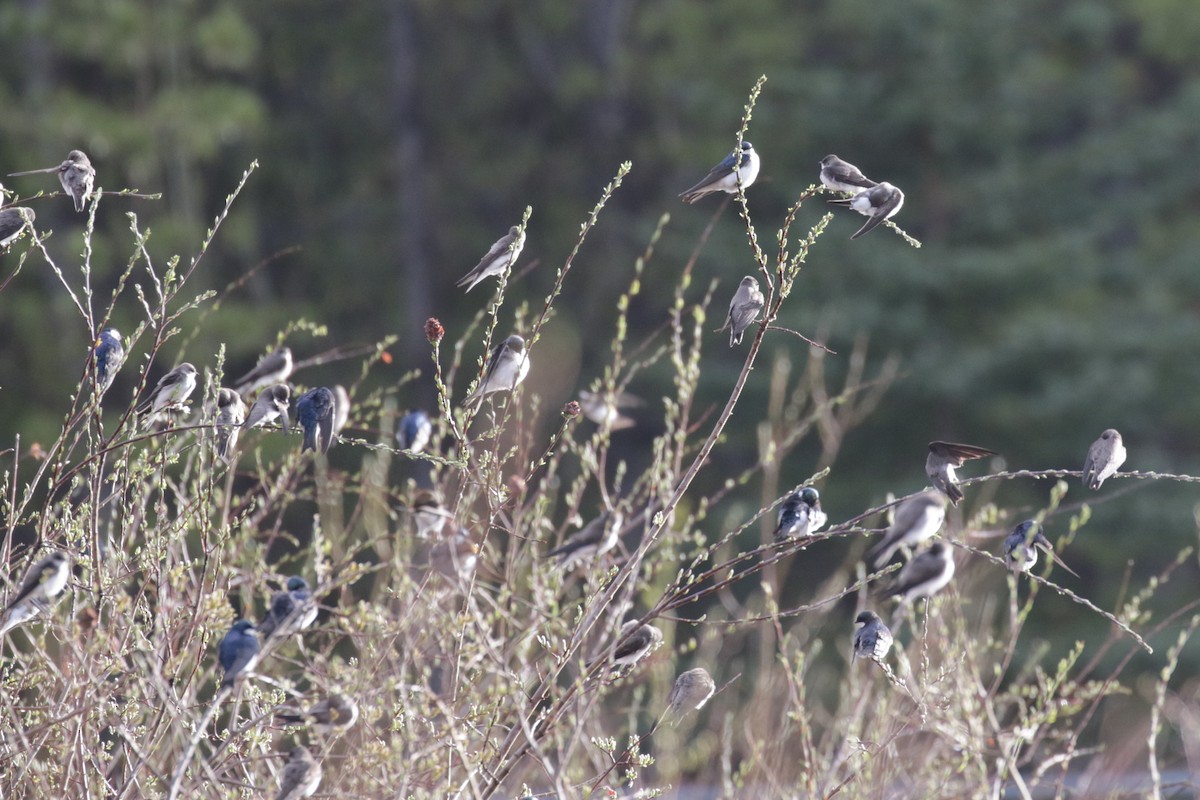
<box><xmin>2</xmin><ymin>0</ymin><xmax>1200</xmax><ymax>680</ymax></box>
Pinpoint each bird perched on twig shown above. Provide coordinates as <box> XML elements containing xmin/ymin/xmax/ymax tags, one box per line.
<box><xmin>880</xmin><ymin>542</ymin><xmax>955</xmax><ymax>604</ymax></box>
<box><xmin>214</xmin><ymin>388</ymin><xmax>247</xmax><ymax>463</ymax></box>
<box><xmin>718</xmin><ymin>276</ymin><xmax>765</xmax><ymax>347</ymax></box>
<box><xmin>865</xmin><ymin>490</ymin><xmax>946</xmax><ymax>569</ymax></box>
<box><xmin>852</xmin><ymin>610</ymin><xmax>893</xmax><ymax>663</ymax></box>
<box><xmin>275</xmin><ymin>745</ymin><xmax>322</xmax><ymax>800</ymax></box>
<box><xmin>396</xmin><ymin>408</ymin><xmax>432</xmax><ymax>453</ymax></box>
<box><xmin>90</xmin><ymin>327</ymin><xmax>125</xmax><ymax>397</ymax></box>
<box><xmin>218</xmin><ymin>620</ymin><xmax>260</xmax><ymax>690</ymax></box>
<box><xmin>1004</xmin><ymin>520</ymin><xmax>1079</xmax><ymax>577</ymax></box>
<box><xmin>819</xmin><ymin>154</ymin><xmax>878</xmax><ymax>194</ymax></box>
<box><xmin>245</xmin><ymin>384</ymin><xmax>291</xmax><ymax>432</ymax></box>
<box><xmin>430</xmin><ymin>525</ymin><xmax>479</xmax><ymax>583</ymax></box>
<box><xmin>258</xmin><ymin>576</ymin><xmax>317</xmax><ymax>639</ymax></box>
<box><xmin>464</xmin><ymin>335</ymin><xmax>530</xmax><ymax>407</ymax></box>
<box><xmin>926</xmin><ymin>441</ymin><xmax>997</xmax><ymax>506</ymax></box>
<box><xmin>679</xmin><ymin>141</ymin><xmax>760</xmax><ymax>204</ymax></box>
<box><xmin>8</xmin><ymin>150</ymin><xmax>95</xmax><ymax>212</ymax></box>
<box><xmin>665</xmin><ymin>667</ymin><xmax>715</xmax><ymax>718</ymax></box>
<box><xmin>232</xmin><ymin>347</ymin><xmax>292</xmax><ymax>396</ymax></box>
<box><xmin>828</xmin><ymin>182</ymin><xmax>905</xmax><ymax>239</ymax></box>
<box><xmin>276</xmin><ymin>692</ymin><xmax>359</xmax><ymax>734</ymax></box>
<box><xmin>773</xmin><ymin>487</ymin><xmax>827</xmax><ymax>541</ymax></box>
<box><xmin>0</xmin><ymin>185</ymin><xmax>35</xmax><ymax>250</ymax></box>
<box><xmin>545</xmin><ymin>511</ymin><xmax>623</xmax><ymax>569</ymax></box>
<box><xmin>296</xmin><ymin>387</ymin><xmax>335</xmax><ymax>453</ymax></box>
<box><xmin>137</xmin><ymin>363</ymin><xmax>198</xmax><ymax>422</ymax></box>
<box><xmin>588</xmin><ymin>620</ymin><xmax>662</xmax><ymax>671</ymax></box>
<box><xmin>456</xmin><ymin>225</ymin><xmax>526</xmax><ymax>292</ymax></box>
<box><xmin>1082</xmin><ymin>429</ymin><xmax>1126</xmax><ymax>491</ymax></box>
<box><xmin>0</xmin><ymin>550</ymin><xmax>71</xmax><ymax>638</ymax></box>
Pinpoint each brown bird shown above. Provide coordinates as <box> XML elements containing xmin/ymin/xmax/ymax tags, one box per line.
<box><xmin>925</xmin><ymin>441</ymin><xmax>997</xmax><ymax>506</ymax></box>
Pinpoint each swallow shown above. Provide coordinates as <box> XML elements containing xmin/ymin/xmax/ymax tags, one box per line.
<box><xmin>330</xmin><ymin>385</ymin><xmax>351</xmax><ymax>437</ymax></box>
<box><xmin>819</xmin><ymin>155</ymin><xmax>878</xmax><ymax>194</ymax></box>
<box><xmin>679</xmin><ymin>141</ymin><xmax>760</xmax><ymax>204</ymax></box>
<box><xmin>880</xmin><ymin>542</ymin><xmax>956</xmax><ymax>604</ymax></box>
<box><xmin>545</xmin><ymin>511</ymin><xmax>623</xmax><ymax>568</ymax></box>
<box><xmin>827</xmin><ymin>182</ymin><xmax>905</xmax><ymax>239</ymax></box>
<box><xmin>91</xmin><ymin>327</ymin><xmax>125</xmax><ymax>397</ymax></box>
<box><xmin>232</xmin><ymin>347</ymin><xmax>292</xmax><ymax>395</ymax></box>
<box><xmin>456</xmin><ymin>225</ymin><xmax>526</xmax><ymax>292</ymax></box>
<box><xmin>257</xmin><ymin>576</ymin><xmax>317</xmax><ymax>639</ymax></box>
<box><xmin>276</xmin><ymin>745</ymin><xmax>322</xmax><ymax>800</ymax></box>
<box><xmin>1082</xmin><ymin>429</ymin><xmax>1126</xmax><ymax>490</ymax></box>
<box><xmin>589</xmin><ymin>620</ymin><xmax>663</xmax><ymax>670</ymax></box>
<box><xmin>9</xmin><ymin>150</ymin><xmax>95</xmax><ymax>212</ymax></box>
<box><xmin>429</xmin><ymin>524</ymin><xmax>479</xmax><ymax>582</ymax></box>
<box><xmin>410</xmin><ymin>490</ymin><xmax>449</xmax><ymax>540</ymax></box>
<box><xmin>277</xmin><ymin>692</ymin><xmax>359</xmax><ymax>733</ymax></box>
<box><xmin>1004</xmin><ymin>520</ymin><xmax>1079</xmax><ymax>577</ymax></box>
<box><xmin>465</xmin><ymin>335</ymin><xmax>530</xmax><ymax>407</ymax></box>
<box><xmin>718</xmin><ymin>276</ymin><xmax>765</xmax><ymax>346</ymax></box>
<box><xmin>852</xmin><ymin>610</ymin><xmax>894</xmax><ymax>663</ymax></box>
<box><xmin>926</xmin><ymin>441</ymin><xmax>997</xmax><ymax>506</ymax></box>
<box><xmin>0</xmin><ymin>550</ymin><xmax>71</xmax><ymax>638</ymax></box>
<box><xmin>218</xmin><ymin>619</ymin><xmax>260</xmax><ymax>689</ymax></box>
<box><xmin>865</xmin><ymin>490</ymin><xmax>946</xmax><ymax>569</ymax></box>
<box><xmin>396</xmin><ymin>408</ymin><xmax>433</xmax><ymax>453</ymax></box>
<box><xmin>296</xmin><ymin>387</ymin><xmax>335</xmax><ymax>453</ymax></box>
<box><xmin>137</xmin><ymin>363</ymin><xmax>198</xmax><ymax>418</ymax></box>
<box><xmin>665</xmin><ymin>667</ymin><xmax>716</xmax><ymax>717</ymax></box>
<box><xmin>245</xmin><ymin>384</ymin><xmax>291</xmax><ymax>432</ymax></box>
<box><xmin>578</xmin><ymin>389</ymin><xmax>640</xmax><ymax>431</ymax></box>
<box><xmin>0</xmin><ymin>191</ymin><xmax>35</xmax><ymax>249</ymax></box>
<box><xmin>214</xmin><ymin>388</ymin><xmax>247</xmax><ymax>462</ymax></box>
<box><xmin>773</xmin><ymin>487</ymin><xmax>827</xmax><ymax>541</ymax></box>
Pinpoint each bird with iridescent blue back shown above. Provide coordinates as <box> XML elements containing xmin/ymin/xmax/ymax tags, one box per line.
<box><xmin>1004</xmin><ymin>520</ymin><xmax>1079</xmax><ymax>577</ymax></box>
<box><xmin>91</xmin><ymin>327</ymin><xmax>125</xmax><ymax>397</ymax></box>
<box><xmin>852</xmin><ymin>610</ymin><xmax>893</xmax><ymax>663</ymax></box>
<box><xmin>773</xmin><ymin>487</ymin><xmax>827</xmax><ymax>541</ymax></box>
<box><xmin>218</xmin><ymin>619</ymin><xmax>260</xmax><ymax>689</ymax></box>
<box><xmin>258</xmin><ymin>576</ymin><xmax>317</xmax><ymax>638</ymax></box>
<box><xmin>396</xmin><ymin>409</ymin><xmax>432</xmax><ymax>453</ymax></box>
<box><xmin>296</xmin><ymin>387</ymin><xmax>335</xmax><ymax>453</ymax></box>
<box><xmin>828</xmin><ymin>182</ymin><xmax>905</xmax><ymax>239</ymax></box>
<box><xmin>679</xmin><ymin>141</ymin><xmax>760</xmax><ymax>204</ymax></box>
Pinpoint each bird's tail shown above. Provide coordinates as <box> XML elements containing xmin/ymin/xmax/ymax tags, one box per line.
<box><xmin>946</xmin><ymin>484</ymin><xmax>964</xmax><ymax>506</ymax></box>
<box><xmin>302</xmin><ymin>427</ymin><xmax>317</xmax><ymax>452</ymax></box>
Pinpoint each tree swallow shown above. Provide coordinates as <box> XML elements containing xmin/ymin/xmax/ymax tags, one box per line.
<box><xmin>91</xmin><ymin>327</ymin><xmax>125</xmax><ymax>397</ymax></box>
<box><xmin>465</xmin><ymin>335</ymin><xmax>530</xmax><ymax>407</ymax></box>
<box><xmin>665</xmin><ymin>667</ymin><xmax>716</xmax><ymax>717</ymax></box>
<box><xmin>880</xmin><ymin>542</ymin><xmax>956</xmax><ymax>604</ymax></box>
<box><xmin>245</xmin><ymin>384</ymin><xmax>291</xmax><ymax>432</ymax></box>
<box><xmin>331</xmin><ymin>385</ymin><xmax>351</xmax><ymax>436</ymax></box>
<box><xmin>396</xmin><ymin>409</ymin><xmax>432</xmax><ymax>453</ymax></box>
<box><xmin>456</xmin><ymin>225</ymin><xmax>526</xmax><ymax>292</ymax></box>
<box><xmin>865</xmin><ymin>490</ymin><xmax>946</xmax><ymax>568</ymax></box>
<box><xmin>773</xmin><ymin>487</ymin><xmax>827</xmax><ymax>541</ymax></box>
<box><xmin>8</xmin><ymin>150</ymin><xmax>95</xmax><ymax>212</ymax></box>
<box><xmin>275</xmin><ymin>745</ymin><xmax>322</xmax><ymax>800</ymax></box>
<box><xmin>257</xmin><ymin>576</ymin><xmax>317</xmax><ymax>639</ymax></box>
<box><xmin>296</xmin><ymin>387</ymin><xmax>335</xmax><ymax>453</ymax></box>
<box><xmin>218</xmin><ymin>619</ymin><xmax>260</xmax><ymax>689</ymax></box>
<box><xmin>718</xmin><ymin>276</ymin><xmax>765</xmax><ymax>346</ymax></box>
<box><xmin>828</xmin><ymin>182</ymin><xmax>905</xmax><ymax>239</ymax></box>
<box><xmin>429</xmin><ymin>525</ymin><xmax>479</xmax><ymax>582</ymax></box>
<box><xmin>926</xmin><ymin>441</ymin><xmax>997</xmax><ymax>507</ymax></box>
<box><xmin>589</xmin><ymin>620</ymin><xmax>663</xmax><ymax>670</ymax></box>
<box><xmin>214</xmin><ymin>388</ymin><xmax>247</xmax><ymax>463</ymax></box>
<box><xmin>410</xmin><ymin>490</ymin><xmax>449</xmax><ymax>540</ymax></box>
<box><xmin>578</xmin><ymin>389</ymin><xmax>639</xmax><ymax>432</ymax></box>
<box><xmin>1083</xmin><ymin>429</ymin><xmax>1126</xmax><ymax>490</ymax></box>
<box><xmin>137</xmin><ymin>363</ymin><xmax>198</xmax><ymax>419</ymax></box>
<box><xmin>819</xmin><ymin>155</ymin><xmax>878</xmax><ymax>194</ymax></box>
<box><xmin>545</xmin><ymin>511</ymin><xmax>623</xmax><ymax>568</ymax></box>
<box><xmin>1004</xmin><ymin>520</ymin><xmax>1079</xmax><ymax>577</ymax></box>
<box><xmin>852</xmin><ymin>610</ymin><xmax>894</xmax><ymax>663</ymax></box>
<box><xmin>0</xmin><ymin>189</ymin><xmax>35</xmax><ymax>250</ymax></box>
<box><xmin>679</xmin><ymin>141</ymin><xmax>760</xmax><ymax>204</ymax></box>
<box><xmin>276</xmin><ymin>692</ymin><xmax>359</xmax><ymax>733</ymax></box>
<box><xmin>0</xmin><ymin>550</ymin><xmax>71</xmax><ymax>638</ymax></box>
<box><xmin>232</xmin><ymin>347</ymin><xmax>292</xmax><ymax>396</ymax></box>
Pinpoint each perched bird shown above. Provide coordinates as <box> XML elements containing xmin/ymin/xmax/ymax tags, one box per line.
<box><xmin>9</xmin><ymin>150</ymin><xmax>95</xmax><ymax>212</ymax></box>
<box><xmin>232</xmin><ymin>347</ymin><xmax>292</xmax><ymax>396</ymax></box>
<box><xmin>545</xmin><ymin>511</ymin><xmax>623</xmax><ymax>569</ymax></box>
<box><xmin>277</xmin><ymin>692</ymin><xmax>359</xmax><ymax>733</ymax></box>
<box><xmin>465</xmin><ymin>335</ymin><xmax>530</xmax><ymax>407</ymax></box>
<box><xmin>218</xmin><ymin>620</ymin><xmax>260</xmax><ymax>689</ymax></box>
<box><xmin>296</xmin><ymin>387</ymin><xmax>335</xmax><ymax>454</ymax></box>
<box><xmin>589</xmin><ymin>620</ymin><xmax>663</xmax><ymax>670</ymax></box>
<box><xmin>865</xmin><ymin>490</ymin><xmax>946</xmax><ymax>569</ymax></box>
<box><xmin>91</xmin><ymin>327</ymin><xmax>125</xmax><ymax>397</ymax></box>
<box><xmin>214</xmin><ymin>388</ymin><xmax>247</xmax><ymax>462</ymax></box>
<box><xmin>852</xmin><ymin>610</ymin><xmax>894</xmax><ymax>662</ymax></box>
<box><xmin>276</xmin><ymin>745</ymin><xmax>322</xmax><ymax>800</ymax></box>
<box><xmin>0</xmin><ymin>551</ymin><xmax>71</xmax><ymax>638</ymax></box>
<box><xmin>880</xmin><ymin>542</ymin><xmax>956</xmax><ymax>604</ymax></box>
<box><xmin>828</xmin><ymin>182</ymin><xmax>905</xmax><ymax>239</ymax></box>
<box><xmin>396</xmin><ymin>408</ymin><xmax>433</xmax><ymax>453</ymax></box>
<box><xmin>429</xmin><ymin>525</ymin><xmax>479</xmax><ymax>582</ymax></box>
<box><xmin>718</xmin><ymin>276</ymin><xmax>765</xmax><ymax>346</ymax></box>
<box><xmin>0</xmin><ymin>185</ymin><xmax>35</xmax><ymax>249</ymax></box>
<box><xmin>1082</xmin><ymin>429</ymin><xmax>1126</xmax><ymax>491</ymax></box>
<box><xmin>258</xmin><ymin>576</ymin><xmax>317</xmax><ymax>639</ymax></box>
<box><xmin>410</xmin><ymin>490</ymin><xmax>449</xmax><ymax>540</ymax></box>
<box><xmin>665</xmin><ymin>667</ymin><xmax>716</xmax><ymax>718</ymax></box>
<box><xmin>578</xmin><ymin>389</ymin><xmax>639</xmax><ymax>432</ymax></box>
<box><xmin>926</xmin><ymin>441</ymin><xmax>997</xmax><ymax>507</ymax></box>
<box><xmin>331</xmin><ymin>385</ymin><xmax>351</xmax><ymax>436</ymax></box>
<box><xmin>456</xmin><ymin>225</ymin><xmax>526</xmax><ymax>292</ymax></box>
<box><xmin>137</xmin><ymin>363</ymin><xmax>198</xmax><ymax>418</ymax></box>
<box><xmin>1004</xmin><ymin>520</ymin><xmax>1079</xmax><ymax>577</ymax></box>
<box><xmin>819</xmin><ymin>155</ymin><xmax>878</xmax><ymax>194</ymax></box>
<box><xmin>773</xmin><ymin>487</ymin><xmax>827</xmax><ymax>541</ymax></box>
<box><xmin>679</xmin><ymin>141</ymin><xmax>760</xmax><ymax>204</ymax></box>
<box><xmin>245</xmin><ymin>384</ymin><xmax>291</xmax><ymax>432</ymax></box>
